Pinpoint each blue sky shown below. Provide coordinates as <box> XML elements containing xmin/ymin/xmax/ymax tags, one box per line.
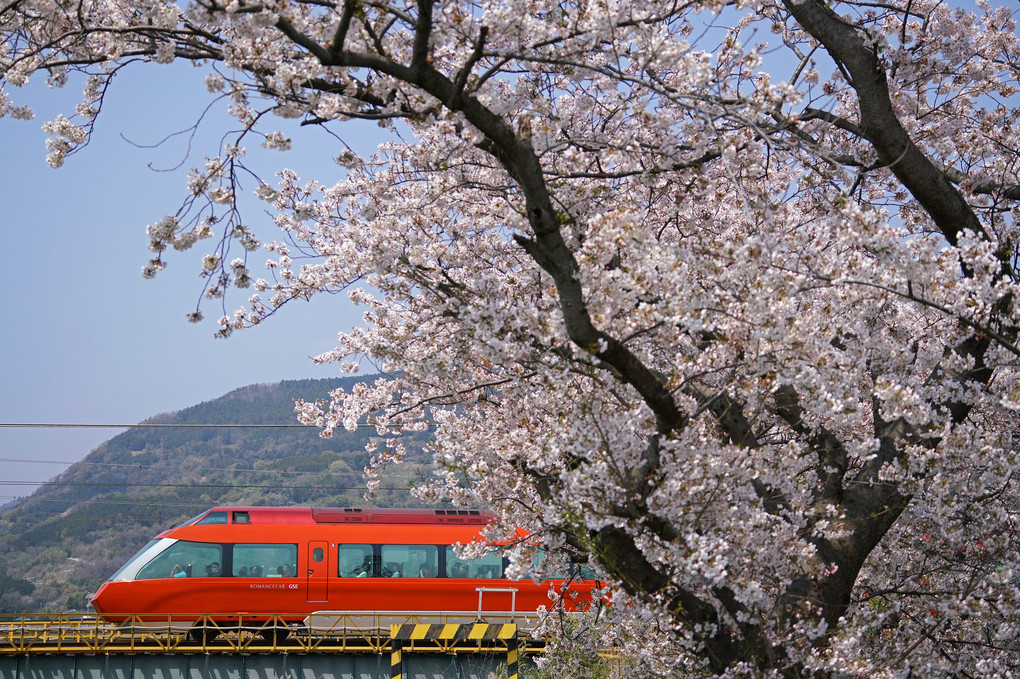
<box><xmin>0</xmin><ymin>64</ymin><xmax>390</xmax><ymax>501</ymax></box>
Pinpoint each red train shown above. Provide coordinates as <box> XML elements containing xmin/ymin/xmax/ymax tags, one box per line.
<box><xmin>90</xmin><ymin>506</ymin><xmax>596</xmax><ymax>636</ymax></box>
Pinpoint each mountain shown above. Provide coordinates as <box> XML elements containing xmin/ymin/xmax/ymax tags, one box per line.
<box><xmin>0</xmin><ymin>376</ymin><xmax>436</xmax><ymax>613</ymax></box>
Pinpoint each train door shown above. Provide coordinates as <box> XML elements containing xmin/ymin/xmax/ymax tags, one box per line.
<box><xmin>307</xmin><ymin>541</ymin><xmax>328</xmax><ymax>602</ymax></box>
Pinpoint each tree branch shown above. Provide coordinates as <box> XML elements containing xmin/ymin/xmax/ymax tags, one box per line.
<box><xmin>782</xmin><ymin>0</ymin><xmax>990</xmax><ymax>248</ymax></box>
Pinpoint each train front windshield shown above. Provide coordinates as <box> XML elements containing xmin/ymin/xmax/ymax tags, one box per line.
<box><xmin>105</xmin><ymin>538</ymin><xmax>179</xmax><ymax>582</ymax></box>
<box><xmin>134</xmin><ymin>541</ymin><xmax>223</xmax><ymax>579</ymax></box>
<box><xmin>105</xmin><ymin>540</ymin><xmax>161</xmax><ymax>582</ymax></box>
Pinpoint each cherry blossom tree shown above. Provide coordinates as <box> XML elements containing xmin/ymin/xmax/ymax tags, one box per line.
<box><xmin>4</xmin><ymin>0</ymin><xmax>1020</xmax><ymax>675</ymax></box>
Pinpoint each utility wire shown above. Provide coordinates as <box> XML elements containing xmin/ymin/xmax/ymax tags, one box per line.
<box><xmin>0</xmin><ymin>457</ymin><xmax>379</xmax><ymax>478</ymax></box>
<box><xmin>0</xmin><ymin>480</ymin><xmax>413</xmax><ymax>491</ymax></box>
<box><xmin>0</xmin><ymin>496</ymin><xmax>227</xmax><ymax>508</ymax></box>
<box><xmin>0</xmin><ymin>422</ymin><xmax>317</xmax><ymax>428</ymax></box>
<box><xmin>0</xmin><ymin>422</ymin><xmax>430</xmax><ymax>429</ymax></box>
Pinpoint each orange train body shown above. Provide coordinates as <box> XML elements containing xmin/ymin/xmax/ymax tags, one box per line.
<box><xmin>90</xmin><ymin>506</ymin><xmax>596</xmax><ymax>624</ymax></box>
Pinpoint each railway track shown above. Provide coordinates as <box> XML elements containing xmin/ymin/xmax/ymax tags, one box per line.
<box><xmin>0</xmin><ymin>612</ymin><xmax>540</xmax><ymax>655</ymax></box>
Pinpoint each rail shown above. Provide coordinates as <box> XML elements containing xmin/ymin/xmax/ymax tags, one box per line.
<box><xmin>0</xmin><ymin>612</ymin><xmax>544</xmax><ymax>655</ymax></box>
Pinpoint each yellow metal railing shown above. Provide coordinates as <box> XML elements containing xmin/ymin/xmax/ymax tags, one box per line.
<box><xmin>0</xmin><ymin>612</ymin><xmax>547</xmax><ymax>655</ymax></box>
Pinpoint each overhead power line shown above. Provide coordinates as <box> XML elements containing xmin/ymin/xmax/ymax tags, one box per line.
<box><xmin>0</xmin><ymin>496</ymin><xmax>224</xmax><ymax>508</ymax></box>
<box><xmin>0</xmin><ymin>456</ymin><xmax>374</xmax><ymax>478</ymax></box>
<box><xmin>0</xmin><ymin>421</ymin><xmax>432</xmax><ymax>430</ymax></box>
<box><xmin>0</xmin><ymin>479</ymin><xmax>411</xmax><ymax>491</ymax></box>
<box><xmin>0</xmin><ymin>422</ymin><xmax>317</xmax><ymax>429</ymax></box>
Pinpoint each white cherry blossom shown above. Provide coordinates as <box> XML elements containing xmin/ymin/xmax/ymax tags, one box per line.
<box><xmin>5</xmin><ymin>0</ymin><xmax>1020</xmax><ymax>674</ymax></box>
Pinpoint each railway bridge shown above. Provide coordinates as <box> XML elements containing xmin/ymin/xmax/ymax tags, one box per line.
<box><xmin>0</xmin><ymin>613</ymin><xmax>533</xmax><ymax>679</ymax></box>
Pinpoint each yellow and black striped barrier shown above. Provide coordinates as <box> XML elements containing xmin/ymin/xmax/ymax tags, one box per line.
<box><xmin>389</xmin><ymin>623</ymin><xmax>518</xmax><ymax>679</ymax></box>
<box><xmin>391</xmin><ymin>622</ymin><xmax>516</xmax><ymax>643</ymax></box>
<box><xmin>390</xmin><ymin>637</ymin><xmax>403</xmax><ymax>679</ymax></box>
<box><xmin>508</xmin><ymin>636</ymin><xmax>519</xmax><ymax>679</ymax></box>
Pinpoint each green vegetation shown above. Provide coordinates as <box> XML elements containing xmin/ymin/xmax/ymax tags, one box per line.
<box><xmin>0</xmin><ymin>376</ymin><xmax>438</xmax><ymax>613</ymax></box>
<box><xmin>0</xmin><ymin>574</ymin><xmax>34</xmax><ymax>598</ymax></box>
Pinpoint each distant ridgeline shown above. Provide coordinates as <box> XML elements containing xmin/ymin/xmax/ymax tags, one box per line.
<box><xmin>0</xmin><ymin>376</ymin><xmax>436</xmax><ymax>613</ymax></box>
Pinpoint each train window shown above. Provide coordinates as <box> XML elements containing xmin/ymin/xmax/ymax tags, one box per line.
<box><xmin>444</xmin><ymin>546</ymin><xmax>504</xmax><ymax>579</ymax></box>
<box><xmin>529</xmin><ymin>548</ymin><xmax>569</xmax><ymax>579</ymax></box>
<box><xmin>179</xmin><ymin>512</ymin><xmax>208</xmax><ymax>527</ymax></box>
<box><xmin>338</xmin><ymin>544</ymin><xmax>375</xmax><ymax>577</ymax></box>
<box><xmin>135</xmin><ymin>541</ymin><xmax>222</xmax><ymax>580</ymax></box>
<box><xmin>312</xmin><ymin>547</ymin><xmax>325</xmax><ymax>563</ymax></box>
<box><xmin>196</xmin><ymin>511</ymin><xmax>228</xmax><ymax>525</ymax></box>
<box><xmin>233</xmin><ymin>512</ymin><xmax>250</xmax><ymax>524</ymax></box>
<box><xmin>381</xmin><ymin>544</ymin><xmax>438</xmax><ymax>578</ymax></box>
<box><xmin>529</xmin><ymin>548</ymin><xmax>595</xmax><ymax>580</ymax></box>
<box><xmin>233</xmin><ymin>543</ymin><xmax>297</xmax><ymax>578</ymax></box>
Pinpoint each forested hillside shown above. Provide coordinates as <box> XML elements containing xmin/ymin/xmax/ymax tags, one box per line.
<box><xmin>0</xmin><ymin>376</ymin><xmax>434</xmax><ymax>613</ymax></box>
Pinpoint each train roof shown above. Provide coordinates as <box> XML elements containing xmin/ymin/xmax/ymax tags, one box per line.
<box><xmin>199</xmin><ymin>506</ymin><xmax>491</xmax><ymax>525</ymax></box>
